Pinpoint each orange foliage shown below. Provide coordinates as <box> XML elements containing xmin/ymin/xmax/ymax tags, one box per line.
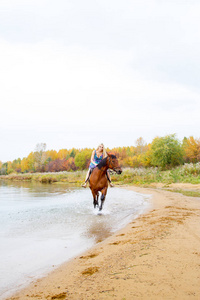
<box><xmin>1</xmin><ymin>136</ymin><xmax>200</xmax><ymax>174</ymax></box>
<box><xmin>183</xmin><ymin>137</ymin><xmax>200</xmax><ymax>163</ymax></box>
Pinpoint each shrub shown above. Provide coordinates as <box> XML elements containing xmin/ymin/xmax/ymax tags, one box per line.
<box><xmin>150</xmin><ymin>134</ymin><xmax>183</xmax><ymax>169</ymax></box>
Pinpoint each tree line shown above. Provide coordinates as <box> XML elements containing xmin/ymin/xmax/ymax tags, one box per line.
<box><xmin>0</xmin><ymin>135</ymin><xmax>200</xmax><ymax>175</ymax></box>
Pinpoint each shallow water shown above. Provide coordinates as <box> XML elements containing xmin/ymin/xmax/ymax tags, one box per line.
<box><xmin>0</xmin><ymin>180</ymin><xmax>150</xmax><ymax>299</ymax></box>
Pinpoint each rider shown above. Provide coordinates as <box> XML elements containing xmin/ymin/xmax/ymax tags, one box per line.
<box><xmin>82</xmin><ymin>143</ymin><xmax>114</xmax><ymax>188</ymax></box>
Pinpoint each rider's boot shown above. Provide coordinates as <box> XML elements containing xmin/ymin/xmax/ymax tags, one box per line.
<box><xmin>109</xmin><ymin>181</ymin><xmax>114</xmax><ymax>187</ymax></box>
<box><xmin>106</xmin><ymin>171</ymin><xmax>114</xmax><ymax>187</ymax></box>
<box><xmin>82</xmin><ymin>181</ymin><xmax>87</xmax><ymax>188</ymax></box>
<box><xmin>82</xmin><ymin>170</ymin><xmax>92</xmax><ymax>188</ymax></box>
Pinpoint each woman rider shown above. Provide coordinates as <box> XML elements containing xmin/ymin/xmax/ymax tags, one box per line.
<box><xmin>82</xmin><ymin>143</ymin><xmax>114</xmax><ymax>187</ymax></box>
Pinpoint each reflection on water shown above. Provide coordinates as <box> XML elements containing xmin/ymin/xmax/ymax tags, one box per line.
<box><xmin>85</xmin><ymin>218</ymin><xmax>112</xmax><ymax>243</ymax></box>
<box><xmin>0</xmin><ymin>179</ymin><xmax>150</xmax><ymax>299</ymax></box>
<box><xmin>0</xmin><ymin>179</ymin><xmax>72</xmax><ymax>196</ymax></box>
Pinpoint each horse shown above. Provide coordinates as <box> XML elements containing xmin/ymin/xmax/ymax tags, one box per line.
<box><xmin>89</xmin><ymin>153</ymin><xmax>122</xmax><ymax>211</ymax></box>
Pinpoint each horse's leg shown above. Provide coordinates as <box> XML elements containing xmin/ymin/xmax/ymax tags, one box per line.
<box><xmin>96</xmin><ymin>192</ymin><xmax>99</xmax><ymax>207</ymax></box>
<box><xmin>99</xmin><ymin>187</ymin><xmax>107</xmax><ymax>211</ymax></box>
<box><xmin>92</xmin><ymin>190</ymin><xmax>98</xmax><ymax>208</ymax></box>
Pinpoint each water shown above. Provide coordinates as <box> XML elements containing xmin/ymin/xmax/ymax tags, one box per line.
<box><xmin>0</xmin><ymin>180</ymin><xmax>150</xmax><ymax>299</ymax></box>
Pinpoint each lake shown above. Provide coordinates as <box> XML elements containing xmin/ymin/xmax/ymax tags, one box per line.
<box><xmin>0</xmin><ymin>180</ymin><xmax>150</xmax><ymax>299</ymax></box>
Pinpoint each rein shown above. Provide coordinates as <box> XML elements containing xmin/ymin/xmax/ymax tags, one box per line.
<box><xmin>108</xmin><ymin>169</ymin><xmax>115</xmax><ymax>175</ymax></box>
<box><xmin>97</xmin><ymin>156</ymin><xmax>120</xmax><ymax>174</ymax></box>
<box><xmin>107</xmin><ymin>156</ymin><xmax>119</xmax><ymax>174</ymax></box>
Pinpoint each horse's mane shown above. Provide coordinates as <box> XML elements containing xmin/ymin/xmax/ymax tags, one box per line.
<box><xmin>97</xmin><ymin>155</ymin><xmax>117</xmax><ymax>169</ymax></box>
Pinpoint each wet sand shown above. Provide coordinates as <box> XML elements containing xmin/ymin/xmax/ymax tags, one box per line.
<box><xmin>7</xmin><ymin>185</ymin><xmax>200</xmax><ymax>300</ymax></box>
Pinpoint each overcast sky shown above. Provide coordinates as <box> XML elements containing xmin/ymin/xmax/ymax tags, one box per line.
<box><xmin>0</xmin><ymin>0</ymin><xmax>200</xmax><ymax>162</ymax></box>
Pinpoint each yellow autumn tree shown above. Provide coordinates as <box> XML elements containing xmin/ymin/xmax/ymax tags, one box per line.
<box><xmin>140</xmin><ymin>144</ymin><xmax>152</xmax><ymax>167</ymax></box>
<box><xmin>7</xmin><ymin>161</ymin><xmax>14</xmax><ymax>174</ymax></box>
<box><xmin>46</xmin><ymin>150</ymin><xmax>58</xmax><ymax>161</ymax></box>
<box><xmin>57</xmin><ymin>149</ymin><xmax>69</xmax><ymax>160</ymax></box>
<box><xmin>26</xmin><ymin>152</ymin><xmax>35</xmax><ymax>172</ymax></box>
<box><xmin>12</xmin><ymin>158</ymin><xmax>21</xmax><ymax>172</ymax></box>
<box><xmin>182</xmin><ymin>136</ymin><xmax>200</xmax><ymax>163</ymax></box>
<box><xmin>21</xmin><ymin>158</ymin><xmax>29</xmax><ymax>173</ymax></box>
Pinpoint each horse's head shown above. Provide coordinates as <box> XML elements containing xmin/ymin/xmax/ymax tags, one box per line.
<box><xmin>107</xmin><ymin>153</ymin><xmax>122</xmax><ymax>174</ymax></box>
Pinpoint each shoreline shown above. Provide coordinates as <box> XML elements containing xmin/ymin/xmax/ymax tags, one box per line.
<box><xmin>6</xmin><ymin>185</ymin><xmax>200</xmax><ymax>300</ymax></box>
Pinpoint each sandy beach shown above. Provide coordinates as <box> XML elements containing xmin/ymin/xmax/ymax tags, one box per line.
<box><xmin>7</xmin><ymin>185</ymin><xmax>200</xmax><ymax>300</ymax></box>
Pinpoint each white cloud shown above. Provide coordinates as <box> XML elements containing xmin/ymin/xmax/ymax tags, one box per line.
<box><xmin>1</xmin><ymin>38</ymin><xmax>199</xmax><ymax>126</ymax></box>
<box><xmin>0</xmin><ymin>0</ymin><xmax>200</xmax><ymax>161</ymax></box>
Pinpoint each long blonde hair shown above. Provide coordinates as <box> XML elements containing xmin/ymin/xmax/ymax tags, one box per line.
<box><xmin>97</xmin><ymin>143</ymin><xmax>107</xmax><ymax>158</ymax></box>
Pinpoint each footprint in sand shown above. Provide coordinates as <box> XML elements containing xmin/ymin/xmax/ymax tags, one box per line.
<box><xmin>79</xmin><ymin>252</ymin><xmax>99</xmax><ymax>260</ymax></box>
<box><xmin>81</xmin><ymin>266</ymin><xmax>99</xmax><ymax>276</ymax></box>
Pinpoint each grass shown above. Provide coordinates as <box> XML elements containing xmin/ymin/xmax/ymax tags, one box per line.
<box><xmin>0</xmin><ymin>171</ymin><xmax>86</xmax><ymax>186</ymax></box>
<box><xmin>1</xmin><ymin>163</ymin><xmax>200</xmax><ymax>186</ymax></box>
<box><xmin>112</xmin><ymin>163</ymin><xmax>200</xmax><ymax>185</ymax></box>
<box><xmin>164</xmin><ymin>189</ymin><xmax>200</xmax><ymax>198</ymax></box>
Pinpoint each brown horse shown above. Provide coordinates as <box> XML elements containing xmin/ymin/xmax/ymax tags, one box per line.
<box><xmin>89</xmin><ymin>153</ymin><xmax>122</xmax><ymax>211</ymax></box>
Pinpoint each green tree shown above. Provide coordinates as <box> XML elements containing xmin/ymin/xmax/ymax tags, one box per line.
<box><xmin>7</xmin><ymin>161</ymin><xmax>14</xmax><ymax>174</ymax></box>
<box><xmin>69</xmin><ymin>148</ymin><xmax>76</xmax><ymax>158</ymax></box>
<box><xmin>1</xmin><ymin>162</ymin><xmax>8</xmax><ymax>175</ymax></box>
<box><xmin>75</xmin><ymin>150</ymin><xmax>91</xmax><ymax>170</ymax></box>
<box><xmin>150</xmin><ymin>134</ymin><xmax>183</xmax><ymax>169</ymax></box>
<box><xmin>12</xmin><ymin>158</ymin><xmax>21</xmax><ymax>172</ymax></box>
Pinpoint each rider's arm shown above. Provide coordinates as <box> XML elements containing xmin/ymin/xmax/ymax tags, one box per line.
<box><xmin>90</xmin><ymin>150</ymin><xmax>97</xmax><ymax>166</ymax></box>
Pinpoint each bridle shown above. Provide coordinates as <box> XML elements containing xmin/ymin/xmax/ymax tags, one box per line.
<box><xmin>108</xmin><ymin>156</ymin><xmax>120</xmax><ymax>174</ymax></box>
